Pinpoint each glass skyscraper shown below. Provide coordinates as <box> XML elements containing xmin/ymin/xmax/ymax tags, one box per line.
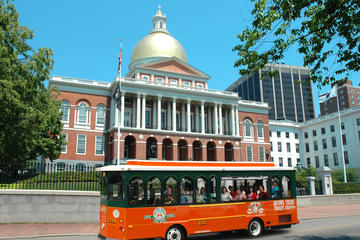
<box><xmin>226</xmin><ymin>64</ymin><xmax>315</xmax><ymax>122</ymax></box>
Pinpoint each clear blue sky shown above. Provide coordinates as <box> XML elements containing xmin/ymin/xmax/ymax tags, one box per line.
<box><xmin>14</xmin><ymin>0</ymin><xmax>360</xmax><ymax>116</ymax></box>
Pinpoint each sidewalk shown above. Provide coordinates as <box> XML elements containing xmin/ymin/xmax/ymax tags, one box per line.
<box><xmin>1</xmin><ymin>203</ymin><xmax>359</xmax><ymax>239</ymax></box>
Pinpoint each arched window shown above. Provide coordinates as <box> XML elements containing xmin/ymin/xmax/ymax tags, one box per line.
<box><xmin>271</xmin><ymin>176</ymin><xmax>281</xmax><ymax>199</ymax></box>
<box><xmin>56</xmin><ymin>162</ymin><xmax>65</xmax><ymax>172</ymax></box>
<box><xmin>128</xmin><ymin>177</ymin><xmax>145</xmax><ymax>205</ymax></box>
<box><xmin>196</xmin><ymin>177</ymin><xmax>207</xmax><ymax>203</ymax></box>
<box><xmin>282</xmin><ymin>176</ymin><xmax>291</xmax><ymax>199</ymax></box>
<box><xmin>78</xmin><ymin>102</ymin><xmax>88</xmax><ymax>124</ymax></box>
<box><xmin>180</xmin><ymin>177</ymin><xmax>193</xmax><ymax>204</ymax></box>
<box><xmin>61</xmin><ymin>100</ymin><xmax>70</xmax><ymax>122</ymax></box>
<box><xmin>75</xmin><ymin>163</ymin><xmax>86</xmax><ymax>172</ymax></box>
<box><xmin>209</xmin><ymin>177</ymin><xmax>217</xmax><ymax>203</ymax></box>
<box><xmin>164</xmin><ymin>177</ymin><xmax>177</xmax><ymax>205</ymax></box>
<box><xmin>96</xmin><ymin>104</ymin><xmax>106</xmax><ymax>125</ymax></box>
<box><xmin>244</xmin><ymin>119</ymin><xmax>253</xmax><ymax>137</ymax></box>
<box><xmin>257</xmin><ymin>121</ymin><xmax>264</xmax><ymax>138</ymax></box>
<box><xmin>147</xmin><ymin>177</ymin><xmax>161</xmax><ymax>205</ymax></box>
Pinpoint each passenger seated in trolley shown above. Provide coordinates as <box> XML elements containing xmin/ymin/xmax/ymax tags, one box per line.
<box><xmin>221</xmin><ymin>186</ymin><xmax>233</xmax><ymax>201</ymax></box>
<box><xmin>233</xmin><ymin>188</ymin><xmax>247</xmax><ymax>201</ymax></box>
<box><xmin>257</xmin><ymin>185</ymin><xmax>269</xmax><ymax>200</ymax></box>
<box><xmin>247</xmin><ymin>187</ymin><xmax>257</xmax><ymax>200</ymax></box>
<box><xmin>164</xmin><ymin>186</ymin><xmax>176</xmax><ymax>204</ymax></box>
<box><xmin>196</xmin><ymin>187</ymin><xmax>207</xmax><ymax>203</ymax></box>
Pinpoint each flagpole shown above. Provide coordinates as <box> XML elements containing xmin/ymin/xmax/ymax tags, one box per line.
<box><xmin>117</xmin><ymin>39</ymin><xmax>123</xmax><ymax>166</ymax></box>
<box><xmin>336</xmin><ymin>85</ymin><xmax>347</xmax><ymax>183</ymax></box>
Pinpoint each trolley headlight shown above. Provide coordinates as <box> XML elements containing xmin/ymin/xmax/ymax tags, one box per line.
<box><xmin>101</xmin><ymin>223</ymin><xmax>106</xmax><ymax>229</ymax></box>
<box><xmin>119</xmin><ymin>226</ymin><xmax>125</xmax><ymax>232</ymax></box>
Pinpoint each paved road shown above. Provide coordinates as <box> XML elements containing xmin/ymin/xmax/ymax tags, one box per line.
<box><xmin>4</xmin><ymin>215</ymin><xmax>360</xmax><ymax>240</ymax></box>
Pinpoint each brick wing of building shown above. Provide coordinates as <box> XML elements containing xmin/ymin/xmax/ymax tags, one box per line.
<box><xmin>48</xmin><ymin>7</ymin><xmax>271</xmax><ymax>167</ymax></box>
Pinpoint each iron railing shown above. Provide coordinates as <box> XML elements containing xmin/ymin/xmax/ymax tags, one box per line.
<box><xmin>0</xmin><ymin>162</ymin><xmax>101</xmax><ymax>191</ymax></box>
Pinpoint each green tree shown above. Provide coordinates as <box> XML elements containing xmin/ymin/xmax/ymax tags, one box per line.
<box><xmin>0</xmin><ymin>0</ymin><xmax>64</xmax><ymax>174</ymax></box>
<box><xmin>233</xmin><ymin>0</ymin><xmax>360</xmax><ymax>87</ymax></box>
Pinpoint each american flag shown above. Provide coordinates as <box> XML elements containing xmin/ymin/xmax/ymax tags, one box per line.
<box><xmin>117</xmin><ymin>49</ymin><xmax>122</xmax><ymax>74</ymax></box>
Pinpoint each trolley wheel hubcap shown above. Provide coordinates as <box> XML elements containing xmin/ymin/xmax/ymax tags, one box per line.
<box><xmin>167</xmin><ymin>227</ymin><xmax>182</xmax><ymax>240</ymax></box>
<box><xmin>249</xmin><ymin>220</ymin><xmax>261</xmax><ymax>236</ymax></box>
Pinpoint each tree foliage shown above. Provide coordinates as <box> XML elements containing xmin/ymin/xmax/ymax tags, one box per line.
<box><xmin>0</xmin><ymin>0</ymin><xmax>64</xmax><ymax>173</ymax></box>
<box><xmin>233</xmin><ymin>0</ymin><xmax>360</xmax><ymax>87</ymax></box>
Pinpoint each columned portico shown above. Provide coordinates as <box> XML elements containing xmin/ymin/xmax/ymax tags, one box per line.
<box><xmin>141</xmin><ymin>94</ymin><xmax>146</xmax><ymax>129</ymax></box>
<box><xmin>218</xmin><ymin>104</ymin><xmax>223</xmax><ymax>135</ymax></box>
<box><xmin>214</xmin><ymin>103</ymin><xmax>218</xmax><ymax>135</ymax></box>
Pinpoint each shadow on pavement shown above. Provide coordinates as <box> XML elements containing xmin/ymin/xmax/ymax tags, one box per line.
<box><xmin>289</xmin><ymin>236</ymin><xmax>360</xmax><ymax>240</ymax></box>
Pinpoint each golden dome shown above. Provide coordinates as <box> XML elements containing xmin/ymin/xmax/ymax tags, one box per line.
<box><xmin>129</xmin><ymin>6</ymin><xmax>188</xmax><ymax>68</ymax></box>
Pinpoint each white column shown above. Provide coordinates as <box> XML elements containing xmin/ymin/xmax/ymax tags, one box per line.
<box><xmin>201</xmin><ymin>101</ymin><xmax>205</xmax><ymax>134</ymax></box>
<box><xmin>218</xmin><ymin>104</ymin><xmax>223</xmax><ymax>135</ymax></box>
<box><xmin>235</xmin><ymin>107</ymin><xmax>239</xmax><ymax>136</ymax></box>
<box><xmin>208</xmin><ymin>108</ymin><xmax>212</xmax><ymax>133</ymax></box>
<box><xmin>120</xmin><ymin>92</ymin><xmax>125</xmax><ymax>127</ymax></box>
<box><xmin>152</xmin><ymin>98</ymin><xmax>156</xmax><ymax>129</ymax></box>
<box><xmin>151</xmin><ymin>74</ymin><xmax>154</xmax><ymax>82</ymax></box>
<box><xmin>195</xmin><ymin>105</ymin><xmax>199</xmax><ymax>132</ymax></box>
<box><xmin>231</xmin><ymin>105</ymin><xmax>235</xmax><ymax>136</ymax></box>
<box><xmin>132</xmin><ymin>96</ymin><xmax>136</xmax><ymax>127</ymax></box>
<box><xmin>141</xmin><ymin>94</ymin><xmax>146</xmax><ymax>129</ymax></box>
<box><xmin>187</xmin><ymin>99</ymin><xmax>191</xmax><ymax>132</ymax></box>
<box><xmin>214</xmin><ymin>103</ymin><xmax>218</xmax><ymax>134</ymax></box>
<box><xmin>136</xmin><ymin>72</ymin><xmax>140</xmax><ymax>79</ymax></box>
<box><xmin>167</xmin><ymin>101</ymin><xmax>171</xmax><ymax>130</ymax></box>
<box><xmin>114</xmin><ymin>100</ymin><xmax>119</xmax><ymax>127</ymax></box>
<box><xmin>157</xmin><ymin>96</ymin><xmax>162</xmax><ymax>130</ymax></box>
<box><xmin>181</xmin><ymin>103</ymin><xmax>185</xmax><ymax>131</ymax></box>
<box><xmin>136</xmin><ymin>93</ymin><xmax>141</xmax><ymax>128</ymax></box>
<box><xmin>172</xmin><ymin>98</ymin><xmax>177</xmax><ymax>131</ymax></box>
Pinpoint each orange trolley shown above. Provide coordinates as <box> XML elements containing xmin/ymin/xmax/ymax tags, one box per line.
<box><xmin>97</xmin><ymin>160</ymin><xmax>299</xmax><ymax>240</ymax></box>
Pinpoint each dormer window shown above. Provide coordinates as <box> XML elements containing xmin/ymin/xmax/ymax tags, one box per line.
<box><xmin>197</xmin><ymin>83</ymin><xmax>203</xmax><ymax>89</ymax></box>
<box><xmin>142</xmin><ymin>76</ymin><xmax>149</xmax><ymax>81</ymax></box>
<box><xmin>170</xmin><ymin>79</ymin><xmax>177</xmax><ymax>85</ymax></box>
<box><xmin>184</xmin><ymin>81</ymin><xmax>190</xmax><ymax>87</ymax></box>
<box><xmin>156</xmin><ymin>77</ymin><xmax>163</xmax><ymax>83</ymax></box>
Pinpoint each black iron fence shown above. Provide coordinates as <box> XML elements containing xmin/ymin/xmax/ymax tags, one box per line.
<box><xmin>0</xmin><ymin>162</ymin><xmax>101</xmax><ymax>191</ymax></box>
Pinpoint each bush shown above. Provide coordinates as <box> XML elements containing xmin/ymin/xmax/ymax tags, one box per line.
<box><xmin>333</xmin><ymin>182</ymin><xmax>360</xmax><ymax>194</ymax></box>
<box><xmin>332</xmin><ymin>168</ymin><xmax>360</xmax><ymax>183</ymax></box>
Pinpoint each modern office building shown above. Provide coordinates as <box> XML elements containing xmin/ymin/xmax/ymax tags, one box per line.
<box><xmin>226</xmin><ymin>64</ymin><xmax>315</xmax><ymax>122</ymax></box>
<box><xmin>320</xmin><ymin>80</ymin><xmax>360</xmax><ymax>115</ymax></box>
<box><xmin>48</xmin><ymin>7</ymin><xmax>272</xmax><ymax>167</ymax></box>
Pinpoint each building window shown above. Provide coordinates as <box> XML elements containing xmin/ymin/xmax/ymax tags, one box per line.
<box><xmin>352</xmin><ymin>100</ymin><xmax>355</xmax><ymax>104</ymax></box>
<box><xmin>344</xmin><ymin>151</ymin><xmax>349</xmax><ymax>164</ymax></box>
<box><xmin>170</xmin><ymin>79</ymin><xmax>177</xmax><ymax>85</ymax></box>
<box><xmin>313</xmin><ymin>141</ymin><xmax>318</xmax><ymax>151</ymax></box>
<box><xmin>295</xmin><ymin>133</ymin><xmax>298</xmax><ymax>139</ymax></box>
<box><xmin>342</xmin><ymin>134</ymin><xmax>347</xmax><ymax>145</ymax></box>
<box><xmin>142</xmin><ymin>76</ymin><xmax>149</xmax><ymax>81</ymax></box>
<box><xmin>184</xmin><ymin>81</ymin><xmax>190</xmax><ymax>87</ymax></box>
<box><xmin>278</xmin><ymin>142</ymin><xmax>282</xmax><ymax>152</ymax></box>
<box><xmin>76</xmin><ymin>134</ymin><xmax>86</xmax><ymax>154</ymax></box>
<box><xmin>321</xmin><ymin>127</ymin><xmax>325</xmax><ymax>134</ymax></box>
<box><xmin>287</xmin><ymin>158</ymin><xmax>292</xmax><ymax>167</ymax></box>
<box><xmin>321</xmin><ymin>139</ymin><xmax>326</xmax><ymax>149</ymax></box>
<box><xmin>257</xmin><ymin>121</ymin><xmax>264</xmax><ymax>138</ymax></box>
<box><xmin>324</xmin><ymin>154</ymin><xmax>329</xmax><ymax>167</ymax></box>
<box><xmin>341</xmin><ymin>122</ymin><xmax>345</xmax><ymax>130</ymax></box>
<box><xmin>304</xmin><ymin>132</ymin><xmax>308</xmax><ymax>139</ymax></box>
<box><xmin>246</xmin><ymin>146</ymin><xmax>253</xmax><ymax>161</ymax></box>
<box><xmin>270</xmin><ymin>142</ymin><xmax>273</xmax><ymax>151</ymax></box>
<box><xmin>270</xmin><ymin>131</ymin><xmax>272</xmax><ymax>137</ymax></box>
<box><xmin>358</xmin><ymin>131</ymin><xmax>360</xmax><ymax>142</ymax></box>
<box><xmin>296</xmin><ymin>143</ymin><xmax>299</xmax><ymax>153</ymax></box>
<box><xmin>176</xmin><ymin>112</ymin><xmax>180</xmax><ymax>131</ymax></box>
<box><xmin>312</xmin><ymin>130</ymin><xmax>317</xmax><ymax>137</ymax></box>
<box><xmin>96</xmin><ymin>104</ymin><xmax>106</xmax><ymax>125</ymax></box>
<box><xmin>156</xmin><ymin>77</ymin><xmax>163</xmax><ymax>83</ymax></box>
<box><xmin>95</xmin><ymin>136</ymin><xmax>104</xmax><ymax>155</ymax></box>
<box><xmin>286</xmin><ymin>142</ymin><xmax>291</xmax><ymax>152</ymax></box>
<box><xmin>333</xmin><ymin>152</ymin><xmax>339</xmax><ymax>166</ymax></box>
<box><xmin>356</xmin><ymin>118</ymin><xmax>360</xmax><ymax>126</ymax></box>
<box><xmin>330</xmin><ymin>125</ymin><xmax>335</xmax><ymax>132</ymax></box>
<box><xmin>161</xmin><ymin>111</ymin><xmax>166</xmax><ymax>129</ymax></box>
<box><xmin>145</xmin><ymin>109</ymin><xmax>151</xmax><ymax>127</ymax></box>
<box><xmin>331</xmin><ymin>136</ymin><xmax>337</xmax><ymax>147</ymax></box>
<box><xmin>307</xmin><ymin>157</ymin><xmax>311</xmax><ymax>167</ymax></box>
<box><xmin>197</xmin><ymin>83</ymin><xmax>204</xmax><ymax>89</ymax></box>
<box><xmin>271</xmin><ymin>157</ymin><xmax>274</xmax><ymax>162</ymax></box>
<box><xmin>315</xmin><ymin>156</ymin><xmax>320</xmax><ymax>168</ymax></box>
<box><xmin>61</xmin><ymin>133</ymin><xmax>68</xmax><ymax>154</ymax></box>
<box><xmin>244</xmin><ymin>119</ymin><xmax>253</xmax><ymax>137</ymax></box>
<box><xmin>77</xmin><ymin>102</ymin><xmax>89</xmax><ymax>124</ymax></box>
<box><xmin>286</xmin><ymin>132</ymin><xmax>289</xmax><ymax>138</ymax></box>
<box><xmin>277</xmin><ymin>131</ymin><xmax>281</xmax><ymax>138</ymax></box>
<box><xmin>61</xmin><ymin>100</ymin><xmax>70</xmax><ymax>122</ymax></box>
<box><xmin>305</xmin><ymin>143</ymin><xmax>309</xmax><ymax>152</ymax></box>
<box><xmin>279</xmin><ymin>157</ymin><xmax>283</xmax><ymax>167</ymax></box>
<box><xmin>259</xmin><ymin>146</ymin><xmax>265</xmax><ymax>162</ymax></box>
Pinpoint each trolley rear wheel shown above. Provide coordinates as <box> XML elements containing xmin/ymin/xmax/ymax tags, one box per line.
<box><xmin>247</xmin><ymin>218</ymin><xmax>263</xmax><ymax>237</ymax></box>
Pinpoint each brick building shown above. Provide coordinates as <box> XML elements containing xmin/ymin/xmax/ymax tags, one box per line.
<box><xmin>48</xmin><ymin>7</ymin><xmax>271</xmax><ymax>167</ymax></box>
<box><xmin>320</xmin><ymin>80</ymin><xmax>360</xmax><ymax>116</ymax></box>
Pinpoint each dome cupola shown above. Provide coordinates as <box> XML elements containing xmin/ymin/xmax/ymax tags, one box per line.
<box><xmin>129</xmin><ymin>6</ymin><xmax>188</xmax><ymax>69</ymax></box>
